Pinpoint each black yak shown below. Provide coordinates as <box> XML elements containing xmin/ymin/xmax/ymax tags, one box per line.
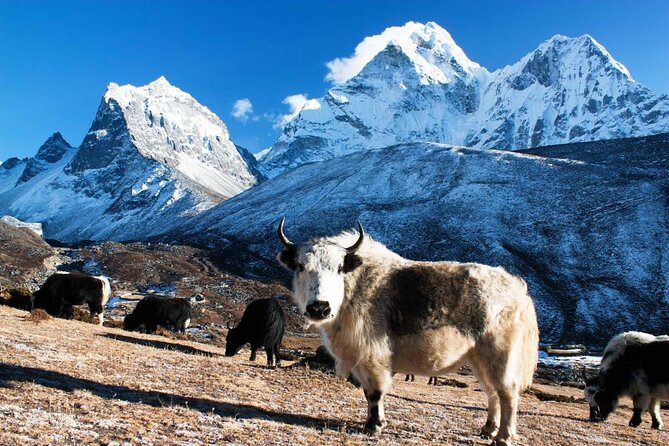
<box><xmin>124</xmin><ymin>296</ymin><xmax>192</xmax><ymax>333</ymax></box>
<box><xmin>32</xmin><ymin>271</ymin><xmax>111</xmax><ymax>325</ymax></box>
<box><xmin>225</xmin><ymin>298</ymin><xmax>285</xmax><ymax>368</ymax></box>
<box><xmin>584</xmin><ymin>331</ymin><xmax>669</xmax><ymax>429</ymax></box>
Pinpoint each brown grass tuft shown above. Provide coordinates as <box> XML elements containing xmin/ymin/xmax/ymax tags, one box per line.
<box><xmin>24</xmin><ymin>308</ymin><xmax>52</xmax><ymax>323</ymax></box>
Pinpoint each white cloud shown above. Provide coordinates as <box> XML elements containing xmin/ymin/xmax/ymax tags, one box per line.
<box><xmin>325</xmin><ymin>21</ymin><xmax>425</xmax><ymax>84</ymax></box>
<box><xmin>231</xmin><ymin>98</ymin><xmax>254</xmax><ymax>121</ymax></box>
<box><xmin>274</xmin><ymin>94</ymin><xmax>320</xmax><ymax>129</ymax></box>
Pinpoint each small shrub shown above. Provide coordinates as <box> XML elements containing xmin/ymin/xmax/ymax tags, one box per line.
<box><xmin>25</xmin><ymin>308</ymin><xmax>52</xmax><ymax>323</ymax></box>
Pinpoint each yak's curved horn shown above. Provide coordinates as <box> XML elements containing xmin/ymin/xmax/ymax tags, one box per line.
<box><xmin>278</xmin><ymin>217</ymin><xmax>295</xmax><ymax>249</ymax></box>
<box><xmin>346</xmin><ymin>221</ymin><xmax>365</xmax><ymax>253</ymax></box>
<box><xmin>227</xmin><ymin>320</ymin><xmax>234</xmax><ymax>330</ymax></box>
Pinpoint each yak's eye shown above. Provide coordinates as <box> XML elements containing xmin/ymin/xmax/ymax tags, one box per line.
<box><xmin>298</xmin><ymin>264</ymin><xmax>305</xmax><ymax>272</ymax></box>
<box><xmin>337</xmin><ymin>265</ymin><xmax>344</xmax><ymax>274</ymax></box>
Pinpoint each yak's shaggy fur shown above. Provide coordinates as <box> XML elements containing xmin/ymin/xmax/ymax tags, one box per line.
<box><xmin>279</xmin><ymin>223</ymin><xmax>539</xmax><ymax>445</ymax></box>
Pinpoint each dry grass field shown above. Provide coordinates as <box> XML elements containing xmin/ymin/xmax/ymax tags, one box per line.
<box><xmin>0</xmin><ymin>306</ymin><xmax>666</xmax><ymax>446</ymax></box>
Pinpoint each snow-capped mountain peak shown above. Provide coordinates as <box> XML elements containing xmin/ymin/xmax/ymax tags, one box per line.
<box><xmin>507</xmin><ymin>33</ymin><xmax>634</xmax><ymax>87</ymax></box>
<box><xmin>262</xmin><ymin>22</ymin><xmax>669</xmax><ymax>177</ymax></box>
<box><xmin>326</xmin><ymin>21</ymin><xmax>483</xmax><ymax>85</ymax></box>
<box><xmin>381</xmin><ymin>21</ymin><xmax>484</xmax><ymax>85</ymax></box>
<box><xmin>105</xmin><ymin>76</ymin><xmax>191</xmax><ymax>108</ymax></box>
<box><xmin>1</xmin><ymin>78</ymin><xmax>262</xmax><ymax>242</ymax></box>
<box><xmin>70</xmin><ymin>76</ymin><xmax>258</xmax><ymax>199</ymax></box>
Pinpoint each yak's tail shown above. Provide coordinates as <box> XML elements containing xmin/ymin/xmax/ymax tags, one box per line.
<box><xmin>516</xmin><ymin>295</ymin><xmax>540</xmax><ymax>390</ymax></box>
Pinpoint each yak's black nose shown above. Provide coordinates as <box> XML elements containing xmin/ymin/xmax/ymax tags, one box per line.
<box><xmin>305</xmin><ymin>301</ymin><xmax>331</xmax><ymax>319</ymax></box>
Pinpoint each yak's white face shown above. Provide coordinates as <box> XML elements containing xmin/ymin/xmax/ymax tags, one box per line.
<box><xmin>278</xmin><ymin>241</ymin><xmax>363</xmax><ymax>325</ymax></box>
<box><xmin>277</xmin><ymin>219</ymin><xmax>365</xmax><ymax>325</ymax></box>
<box><xmin>297</xmin><ymin>243</ymin><xmax>347</xmax><ymax>322</ymax></box>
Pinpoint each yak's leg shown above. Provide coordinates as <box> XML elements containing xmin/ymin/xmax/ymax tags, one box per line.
<box><xmin>274</xmin><ymin>344</ymin><xmax>282</xmax><ymax>368</ymax></box>
<box><xmin>265</xmin><ymin>345</ymin><xmax>275</xmax><ymax>368</ymax></box>
<box><xmin>361</xmin><ymin>368</ymin><xmax>392</xmax><ymax>435</ymax></box>
<box><xmin>649</xmin><ymin>397</ymin><xmax>663</xmax><ymax>429</ymax></box>
<box><xmin>481</xmin><ymin>392</ymin><xmax>501</xmax><ymax>438</ymax></box>
<box><xmin>61</xmin><ymin>304</ymin><xmax>74</xmax><ymax>319</ymax></box>
<box><xmin>87</xmin><ymin>312</ymin><xmax>104</xmax><ymax>325</ymax></box>
<box><xmin>630</xmin><ymin>394</ymin><xmax>651</xmax><ymax>427</ymax></box>
<box><xmin>88</xmin><ymin>301</ymin><xmax>104</xmax><ymax>325</ymax></box>
<box><xmin>249</xmin><ymin>348</ymin><xmax>257</xmax><ymax>362</ymax></box>
<box><xmin>629</xmin><ymin>409</ymin><xmax>644</xmax><ymax>428</ymax></box>
<box><xmin>470</xmin><ymin>364</ymin><xmax>500</xmax><ymax>438</ymax></box>
<box><xmin>495</xmin><ymin>387</ymin><xmax>519</xmax><ymax>445</ymax></box>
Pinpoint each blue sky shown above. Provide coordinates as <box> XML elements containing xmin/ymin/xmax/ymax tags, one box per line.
<box><xmin>1</xmin><ymin>0</ymin><xmax>667</xmax><ymax>159</ymax></box>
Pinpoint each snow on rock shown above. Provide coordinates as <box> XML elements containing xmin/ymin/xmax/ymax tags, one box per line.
<box><xmin>0</xmin><ymin>77</ymin><xmax>262</xmax><ymax>242</ymax></box>
<box><xmin>0</xmin><ymin>216</ymin><xmax>43</xmax><ymax>237</ymax></box>
<box><xmin>0</xmin><ymin>157</ymin><xmax>28</xmax><ymax>195</ymax></box>
<box><xmin>176</xmin><ymin>133</ymin><xmax>669</xmax><ymax>344</ymax></box>
<box><xmin>537</xmin><ymin>351</ymin><xmax>601</xmax><ymax>369</ymax></box>
<box><xmin>261</xmin><ymin>22</ymin><xmax>669</xmax><ymax>177</ymax></box>
<box><xmin>16</xmin><ymin>132</ymin><xmax>74</xmax><ymax>185</ymax></box>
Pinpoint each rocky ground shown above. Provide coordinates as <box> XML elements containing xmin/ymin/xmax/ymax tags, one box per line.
<box><xmin>1</xmin><ymin>305</ymin><xmax>667</xmax><ymax>446</ymax></box>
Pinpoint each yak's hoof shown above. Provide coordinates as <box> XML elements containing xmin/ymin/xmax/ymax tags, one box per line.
<box><xmin>363</xmin><ymin>419</ymin><xmax>386</xmax><ymax>436</ymax></box>
<box><xmin>490</xmin><ymin>436</ymin><xmax>515</xmax><ymax>446</ymax></box>
<box><xmin>651</xmin><ymin>422</ymin><xmax>663</xmax><ymax>430</ymax></box>
<box><xmin>480</xmin><ymin>424</ymin><xmax>499</xmax><ymax>439</ymax></box>
<box><xmin>490</xmin><ymin>432</ymin><xmax>517</xmax><ymax>446</ymax></box>
<box><xmin>629</xmin><ymin>418</ymin><xmax>642</xmax><ymax>428</ymax></box>
<box><xmin>479</xmin><ymin>427</ymin><xmax>497</xmax><ymax>439</ymax></box>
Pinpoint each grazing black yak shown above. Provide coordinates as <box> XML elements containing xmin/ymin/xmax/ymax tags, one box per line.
<box><xmin>225</xmin><ymin>298</ymin><xmax>285</xmax><ymax>368</ymax></box>
<box><xmin>124</xmin><ymin>296</ymin><xmax>192</xmax><ymax>333</ymax></box>
<box><xmin>32</xmin><ymin>271</ymin><xmax>111</xmax><ymax>325</ymax></box>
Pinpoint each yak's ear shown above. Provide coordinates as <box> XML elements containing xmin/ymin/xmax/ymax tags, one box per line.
<box><xmin>343</xmin><ymin>253</ymin><xmax>363</xmax><ymax>273</ymax></box>
<box><xmin>278</xmin><ymin>247</ymin><xmax>298</xmax><ymax>271</ymax></box>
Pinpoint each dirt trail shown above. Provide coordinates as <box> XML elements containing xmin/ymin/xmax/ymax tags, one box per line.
<box><xmin>0</xmin><ymin>306</ymin><xmax>666</xmax><ymax>446</ymax></box>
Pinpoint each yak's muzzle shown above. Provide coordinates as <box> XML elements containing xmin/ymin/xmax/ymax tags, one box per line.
<box><xmin>589</xmin><ymin>406</ymin><xmax>603</xmax><ymax>422</ymax></box>
<box><xmin>305</xmin><ymin>301</ymin><xmax>331</xmax><ymax>320</ymax></box>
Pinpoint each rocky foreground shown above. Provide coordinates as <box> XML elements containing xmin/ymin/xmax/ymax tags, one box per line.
<box><xmin>0</xmin><ymin>305</ymin><xmax>667</xmax><ymax>446</ymax></box>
